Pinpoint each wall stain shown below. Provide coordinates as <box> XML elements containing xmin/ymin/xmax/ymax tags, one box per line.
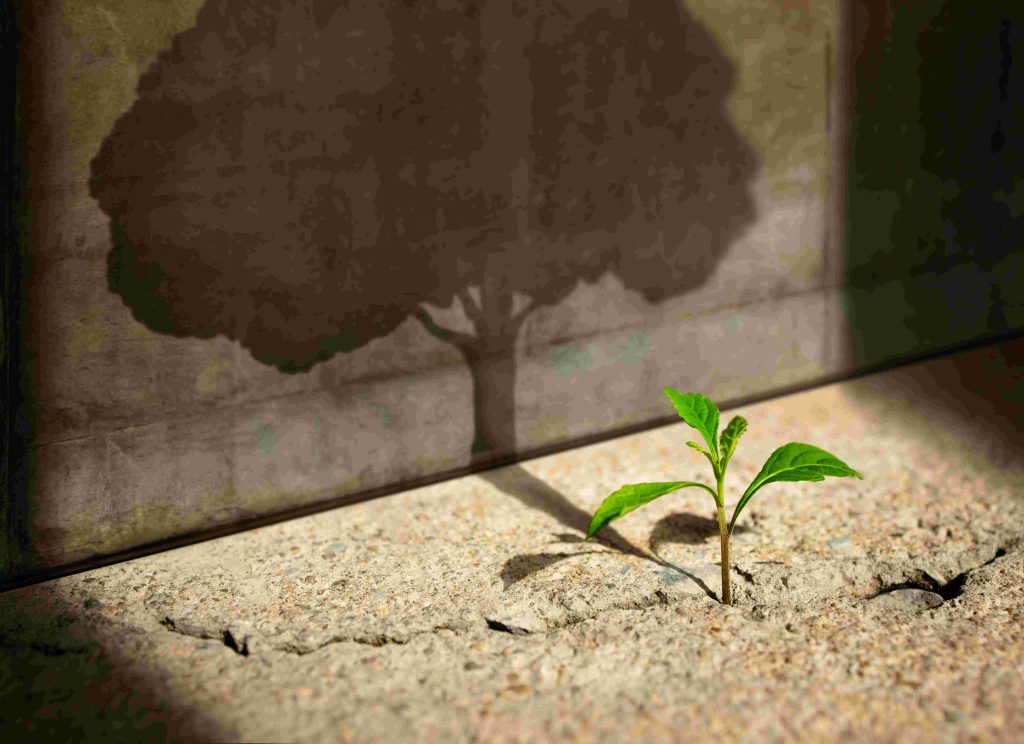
<box><xmin>254</xmin><ymin>424</ymin><xmax>277</xmax><ymax>454</ymax></box>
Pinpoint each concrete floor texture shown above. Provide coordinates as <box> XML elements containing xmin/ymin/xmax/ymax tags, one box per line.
<box><xmin>3</xmin><ymin>339</ymin><xmax>1024</xmax><ymax>743</ymax></box>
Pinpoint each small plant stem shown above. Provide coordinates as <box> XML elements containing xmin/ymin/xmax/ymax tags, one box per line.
<box><xmin>716</xmin><ymin>475</ymin><xmax>731</xmax><ymax>605</ymax></box>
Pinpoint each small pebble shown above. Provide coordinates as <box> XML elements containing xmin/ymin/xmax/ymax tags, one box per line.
<box><xmin>869</xmin><ymin>588</ymin><xmax>944</xmax><ymax>611</ymax></box>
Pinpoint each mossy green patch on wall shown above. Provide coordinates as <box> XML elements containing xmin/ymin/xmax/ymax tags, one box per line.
<box><xmin>55</xmin><ymin>481</ymin><xmax>337</xmax><ymax>565</ymax></box>
<box><xmin>548</xmin><ymin>334</ymin><xmax>650</xmax><ymax>378</ymax></box>
<box><xmin>40</xmin><ymin>0</ymin><xmax>205</xmax><ymax>183</ymax></box>
<box><xmin>608</xmin><ymin>334</ymin><xmax>649</xmax><ymax>367</ymax></box>
<box><xmin>62</xmin><ymin>497</ymin><xmax>188</xmax><ymax>563</ymax></box>
<box><xmin>370</xmin><ymin>403</ymin><xmax>394</xmax><ymax>430</ymax></box>
<box><xmin>527</xmin><ymin>414</ymin><xmax>571</xmax><ymax>445</ymax></box>
<box><xmin>549</xmin><ymin>345</ymin><xmax>595</xmax><ymax>377</ymax></box>
<box><xmin>254</xmin><ymin>424</ymin><xmax>278</xmax><ymax>454</ymax></box>
<box><xmin>414</xmin><ymin>452</ymin><xmax>460</xmax><ymax>474</ymax></box>
<box><xmin>195</xmin><ymin>354</ymin><xmax>234</xmax><ymax>396</ymax></box>
<box><xmin>69</xmin><ymin>307</ymin><xmax>106</xmax><ymax>363</ymax></box>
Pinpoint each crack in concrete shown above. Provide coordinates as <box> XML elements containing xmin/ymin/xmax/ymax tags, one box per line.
<box><xmin>223</xmin><ymin>627</ymin><xmax>252</xmax><ymax>656</ymax></box>
<box><xmin>159</xmin><ymin>616</ymin><xmax>253</xmax><ymax>657</ymax></box>
<box><xmin>485</xmin><ymin>618</ymin><xmax>531</xmax><ymax>635</ymax></box>
<box><xmin>157</xmin><ymin>611</ymin><xmax>469</xmax><ymax>656</ymax></box>
<box><xmin>485</xmin><ymin>588</ymin><xmax>676</xmax><ymax>637</ymax></box>
<box><xmin>152</xmin><ymin>543</ymin><xmax>1019</xmax><ymax>660</ymax></box>
<box><xmin>284</xmin><ymin>594</ymin><xmax>679</xmax><ymax>653</ymax></box>
<box><xmin>154</xmin><ymin>587</ymin><xmax>687</xmax><ymax>659</ymax></box>
<box><xmin>282</xmin><ymin>589</ymin><xmax>683</xmax><ymax>654</ymax></box>
<box><xmin>280</xmin><ymin>625</ymin><xmax>463</xmax><ymax>654</ymax></box>
<box><xmin>863</xmin><ymin>545</ymin><xmax>1010</xmax><ymax>602</ymax></box>
<box><xmin>733</xmin><ymin>565</ymin><xmax>756</xmax><ymax>584</ymax></box>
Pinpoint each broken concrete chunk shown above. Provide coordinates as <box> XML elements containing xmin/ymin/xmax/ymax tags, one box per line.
<box><xmin>827</xmin><ymin>537</ymin><xmax>852</xmax><ymax>551</ymax></box>
<box><xmin>869</xmin><ymin>588</ymin><xmax>945</xmax><ymax>611</ymax></box>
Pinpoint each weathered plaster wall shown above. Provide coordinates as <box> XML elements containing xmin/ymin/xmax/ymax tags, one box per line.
<box><xmin>5</xmin><ymin>0</ymin><xmax>1017</xmax><ymax>584</ymax></box>
<box><xmin>844</xmin><ymin>0</ymin><xmax>1024</xmax><ymax>365</ymax></box>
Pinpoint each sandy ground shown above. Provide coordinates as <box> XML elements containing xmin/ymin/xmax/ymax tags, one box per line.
<box><xmin>3</xmin><ymin>340</ymin><xmax>1024</xmax><ymax>743</ymax></box>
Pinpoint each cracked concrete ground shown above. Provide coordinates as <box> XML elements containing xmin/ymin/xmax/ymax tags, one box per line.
<box><xmin>3</xmin><ymin>339</ymin><xmax>1024</xmax><ymax>742</ymax></box>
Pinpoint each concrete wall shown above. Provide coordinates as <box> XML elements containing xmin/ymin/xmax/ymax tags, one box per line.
<box><xmin>843</xmin><ymin>0</ymin><xmax>1024</xmax><ymax>365</ymax></box>
<box><xmin>4</xmin><ymin>0</ymin><xmax>1020</xmax><ymax>585</ymax></box>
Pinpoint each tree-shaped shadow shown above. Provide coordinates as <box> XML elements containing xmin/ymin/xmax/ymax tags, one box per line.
<box><xmin>90</xmin><ymin>0</ymin><xmax>759</xmax><ymax>467</ymax></box>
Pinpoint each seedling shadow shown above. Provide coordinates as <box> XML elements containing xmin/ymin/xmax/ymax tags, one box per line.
<box><xmin>484</xmin><ymin>466</ymin><xmax>717</xmax><ymax>599</ymax></box>
<box><xmin>500</xmin><ymin>550</ymin><xmax>602</xmax><ymax>589</ymax></box>
<box><xmin>649</xmin><ymin>513</ymin><xmax>751</xmax><ymax>552</ymax></box>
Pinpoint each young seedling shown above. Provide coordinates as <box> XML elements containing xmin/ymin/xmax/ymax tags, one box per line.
<box><xmin>586</xmin><ymin>389</ymin><xmax>863</xmax><ymax>605</ymax></box>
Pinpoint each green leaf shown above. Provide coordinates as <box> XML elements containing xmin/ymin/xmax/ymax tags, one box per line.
<box><xmin>587</xmin><ymin>481</ymin><xmax>717</xmax><ymax>538</ymax></box>
<box><xmin>686</xmin><ymin>441</ymin><xmax>710</xmax><ymax>456</ymax></box>
<box><xmin>719</xmin><ymin>415</ymin><xmax>748</xmax><ymax>472</ymax></box>
<box><xmin>664</xmin><ymin>389</ymin><xmax>720</xmax><ymax>463</ymax></box>
<box><xmin>730</xmin><ymin>443</ymin><xmax>863</xmax><ymax>533</ymax></box>
<box><xmin>686</xmin><ymin>440</ymin><xmax>718</xmax><ymax>472</ymax></box>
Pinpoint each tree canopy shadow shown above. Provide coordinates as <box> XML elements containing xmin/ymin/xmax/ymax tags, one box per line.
<box><xmin>90</xmin><ymin>0</ymin><xmax>759</xmax><ymax>469</ymax></box>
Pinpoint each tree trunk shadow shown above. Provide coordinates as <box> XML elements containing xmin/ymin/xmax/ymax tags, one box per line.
<box><xmin>481</xmin><ymin>464</ymin><xmax>717</xmax><ymax>600</ymax></box>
